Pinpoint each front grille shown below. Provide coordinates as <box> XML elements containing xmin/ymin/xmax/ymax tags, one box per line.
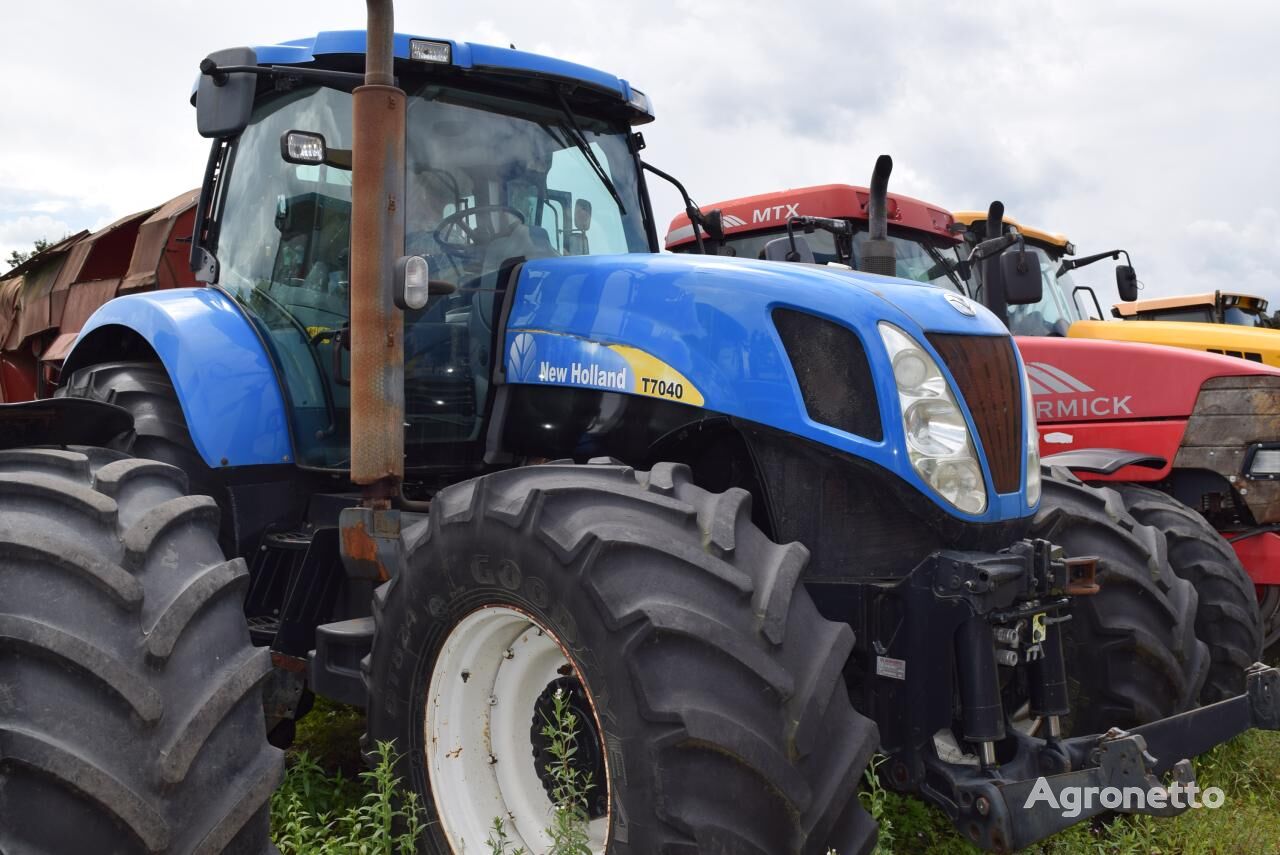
<box><xmin>773</xmin><ymin>308</ymin><xmax>883</xmax><ymax>441</ymax></box>
<box><xmin>926</xmin><ymin>333</ymin><xmax>1022</xmax><ymax>493</ymax></box>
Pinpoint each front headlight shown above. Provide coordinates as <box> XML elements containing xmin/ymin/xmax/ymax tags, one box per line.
<box><xmin>879</xmin><ymin>322</ymin><xmax>987</xmax><ymax>515</ymax></box>
<box><xmin>1024</xmin><ymin>363</ymin><xmax>1041</xmax><ymax>506</ymax></box>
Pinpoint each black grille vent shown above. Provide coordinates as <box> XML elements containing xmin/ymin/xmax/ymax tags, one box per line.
<box><xmin>926</xmin><ymin>333</ymin><xmax>1022</xmax><ymax>494</ymax></box>
<box><xmin>773</xmin><ymin>308</ymin><xmax>882</xmax><ymax>441</ymax></box>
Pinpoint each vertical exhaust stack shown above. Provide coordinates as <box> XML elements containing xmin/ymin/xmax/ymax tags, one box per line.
<box><xmin>859</xmin><ymin>154</ymin><xmax>897</xmax><ymax>277</ymax></box>
<box><xmin>983</xmin><ymin>200</ymin><xmax>1009</xmax><ymax>325</ymax></box>
<box><xmin>350</xmin><ymin>0</ymin><xmax>407</xmax><ymax>501</ymax></box>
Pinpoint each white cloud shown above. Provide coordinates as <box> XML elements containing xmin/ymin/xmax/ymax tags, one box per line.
<box><xmin>1</xmin><ymin>1</ymin><xmax>1278</xmax><ymax>306</ymax></box>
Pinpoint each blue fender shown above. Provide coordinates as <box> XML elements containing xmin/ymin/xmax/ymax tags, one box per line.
<box><xmin>68</xmin><ymin>288</ymin><xmax>293</xmax><ymax>468</ymax></box>
<box><xmin>504</xmin><ymin>253</ymin><xmax>1035</xmax><ymax>524</ymax></box>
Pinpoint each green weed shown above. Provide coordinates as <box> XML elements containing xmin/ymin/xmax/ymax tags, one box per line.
<box><xmin>272</xmin><ymin>740</ymin><xmax>425</xmax><ymax>854</ymax></box>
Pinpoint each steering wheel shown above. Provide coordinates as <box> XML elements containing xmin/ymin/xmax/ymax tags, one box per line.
<box><xmin>433</xmin><ymin>205</ymin><xmax>527</xmax><ymax>253</ymax></box>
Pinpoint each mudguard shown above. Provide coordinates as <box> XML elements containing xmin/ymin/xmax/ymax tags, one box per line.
<box><xmin>65</xmin><ymin>288</ymin><xmax>293</xmax><ymax>468</ymax></box>
<box><xmin>502</xmin><ymin>253</ymin><xmax>1036</xmax><ymax>524</ymax></box>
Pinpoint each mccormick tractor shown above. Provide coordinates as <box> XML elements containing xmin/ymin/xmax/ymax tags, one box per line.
<box><xmin>4</xmin><ymin>6</ymin><xmax>1280</xmax><ymax>853</ymax></box>
<box><xmin>947</xmin><ymin>210</ymin><xmax>1280</xmax><ymax>654</ymax></box>
<box><xmin>666</xmin><ymin>160</ymin><xmax>1274</xmax><ymax>699</ymax></box>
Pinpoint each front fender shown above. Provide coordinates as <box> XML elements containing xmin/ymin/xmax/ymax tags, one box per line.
<box><xmin>66</xmin><ymin>288</ymin><xmax>293</xmax><ymax>468</ymax></box>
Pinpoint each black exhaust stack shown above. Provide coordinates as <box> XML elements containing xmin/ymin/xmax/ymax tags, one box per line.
<box><xmin>859</xmin><ymin>154</ymin><xmax>896</xmax><ymax>277</ymax></box>
<box><xmin>982</xmin><ymin>200</ymin><xmax>1009</xmax><ymax>324</ymax></box>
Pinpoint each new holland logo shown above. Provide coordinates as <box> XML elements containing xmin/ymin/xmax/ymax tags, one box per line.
<box><xmin>1027</xmin><ymin>362</ymin><xmax>1133</xmax><ymax>418</ymax></box>
<box><xmin>944</xmin><ymin>292</ymin><xmax>976</xmax><ymax>316</ymax></box>
<box><xmin>508</xmin><ymin>333</ymin><xmax>537</xmax><ymax>381</ymax></box>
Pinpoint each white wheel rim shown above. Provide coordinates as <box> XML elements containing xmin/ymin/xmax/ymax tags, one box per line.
<box><xmin>426</xmin><ymin>605</ymin><xmax>609</xmax><ymax>853</ymax></box>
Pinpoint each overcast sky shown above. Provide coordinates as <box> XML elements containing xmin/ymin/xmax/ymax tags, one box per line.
<box><xmin>3</xmin><ymin>1</ymin><xmax>1278</xmax><ymax>307</ymax></box>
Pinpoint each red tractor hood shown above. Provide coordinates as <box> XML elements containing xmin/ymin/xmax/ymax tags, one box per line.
<box><xmin>1016</xmin><ymin>336</ymin><xmax>1280</xmax><ymax>422</ymax></box>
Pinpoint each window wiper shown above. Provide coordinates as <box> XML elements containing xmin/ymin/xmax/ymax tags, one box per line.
<box><xmin>553</xmin><ymin>88</ymin><xmax>626</xmax><ymax>215</ymax></box>
<box><xmin>922</xmin><ymin>243</ymin><xmax>965</xmax><ymax>289</ymax></box>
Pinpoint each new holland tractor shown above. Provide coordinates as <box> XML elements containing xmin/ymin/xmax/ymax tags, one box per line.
<box><xmin>4</xmin><ymin>6</ymin><xmax>1280</xmax><ymax>853</ymax></box>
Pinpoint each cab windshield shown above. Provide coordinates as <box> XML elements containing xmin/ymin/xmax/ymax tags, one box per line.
<box><xmin>703</xmin><ymin>225</ymin><xmax>965</xmax><ymax>292</ymax></box>
<box><xmin>213</xmin><ymin>84</ymin><xmax>649</xmax><ymax>468</ymax></box>
<box><xmin>1223</xmin><ymin>305</ymin><xmax>1270</xmax><ymax>327</ymax></box>
<box><xmin>998</xmin><ymin>244</ymin><xmax>1084</xmax><ymax>337</ymax></box>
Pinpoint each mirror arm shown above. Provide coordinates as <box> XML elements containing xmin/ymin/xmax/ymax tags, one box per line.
<box><xmin>642</xmin><ymin>161</ymin><xmax>706</xmax><ymax>254</ymax></box>
<box><xmin>1058</xmin><ymin>248</ymin><xmax>1131</xmax><ymax>276</ymax></box>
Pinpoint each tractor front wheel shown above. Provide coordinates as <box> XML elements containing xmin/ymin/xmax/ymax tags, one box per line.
<box><xmin>1116</xmin><ymin>484</ymin><xmax>1263</xmax><ymax>702</ymax></box>
<box><xmin>365</xmin><ymin>461</ymin><xmax>878</xmax><ymax>855</ymax></box>
<box><xmin>1030</xmin><ymin>471</ymin><xmax>1208</xmax><ymax>734</ymax></box>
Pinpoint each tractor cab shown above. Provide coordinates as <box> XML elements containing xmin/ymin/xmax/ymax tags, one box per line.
<box><xmin>1113</xmin><ymin>290</ymin><xmax>1271</xmax><ymax>326</ymax></box>
<box><xmin>950</xmin><ymin>213</ymin><xmax>1093</xmax><ymax>337</ymax></box>
<box><xmin>664</xmin><ymin>182</ymin><xmax>968</xmax><ymax>292</ymax></box>
<box><xmin>193</xmin><ymin>33</ymin><xmax>656</xmax><ymax>469</ymax></box>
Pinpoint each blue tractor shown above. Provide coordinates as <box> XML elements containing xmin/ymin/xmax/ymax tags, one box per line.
<box><xmin>4</xmin><ymin>3</ymin><xmax>1278</xmax><ymax>853</ymax></box>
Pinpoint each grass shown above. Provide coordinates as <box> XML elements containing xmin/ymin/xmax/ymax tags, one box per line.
<box><xmin>272</xmin><ymin>698</ymin><xmax>424</xmax><ymax>854</ymax></box>
<box><xmin>275</xmin><ymin>694</ymin><xmax>1280</xmax><ymax>854</ymax></box>
<box><xmin>871</xmin><ymin>730</ymin><xmax>1280</xmax><ymax>854</ymax></box>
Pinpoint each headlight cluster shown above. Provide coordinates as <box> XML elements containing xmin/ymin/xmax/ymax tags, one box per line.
<box><xmin>1024</xmin><ymin>364</ymin><xmax>1041</xmax><ymax>507</ymax></box>
<box><xmin>878</xmin><ymin>323</ymin><xmax>987</xmax><ymax>515</ymax></box>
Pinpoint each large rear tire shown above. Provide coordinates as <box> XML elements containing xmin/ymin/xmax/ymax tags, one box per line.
<box><xmin>0</xmin><ymin>446</ymin><xmax>282</xmax><ymax>853</ymax></box>
<box><xmin>365</xmin><ymin>461</ymin><xmax>878</xmax><ymax>855</ymax></box>
<box><xmin>1116</xmin><ymin>484</ymin><xmax>1263</xmax><ymax>702</ymax></box>
<box><xmin>1030</xmin><ymin>471</ymin><xmax>1208</xmax><ymax>734</ymax></box>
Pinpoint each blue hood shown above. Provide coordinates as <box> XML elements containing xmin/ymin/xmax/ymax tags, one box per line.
<box><xmin>502</xmin><ymin>253</ymin><xmax>1033</xmax><ymax>524</ymax></box>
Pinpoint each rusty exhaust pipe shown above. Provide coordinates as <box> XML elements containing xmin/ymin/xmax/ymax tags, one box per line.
<box><xmin>350</xmin><ymin>0</ymin><xmax>406</xmax><ymax>503</ymax></box>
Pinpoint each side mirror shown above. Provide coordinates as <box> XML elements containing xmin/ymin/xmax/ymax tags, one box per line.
<box><xmin>1000</xmin><ymin>249</ymin><xmax>1043</xmax><ymax>305</ymax></box>
<box><xmin>1116</xmin><ymin>265</ymin><xmax>1139</xmax><ymax>302</ymax></box>
<box><xmin>763</xmin><ymin>235</ymin><xmax>815</xmax><ymax>263</ymax></box>
<box><xmin>703</xmin><ymin>208</ymin><xmax>727</xmax><ymax>243</ymax></box>
<box><xmin>196</xmin><ymin>47</ymin><xmax>258</xmax><ymax>138</ymax></box>
<box><xmin>574</xmin><ymin>199</ymin><xmax>593</xmax><ymax>231</ymax></box>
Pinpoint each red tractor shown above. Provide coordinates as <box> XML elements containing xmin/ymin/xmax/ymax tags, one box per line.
<box><xmin>667</xmin><ymin>161</ymin><xmax>1277</xmax><ymax>671</ymax></box>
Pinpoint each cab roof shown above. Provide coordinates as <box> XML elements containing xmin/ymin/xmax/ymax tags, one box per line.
<box><xmin>1113</xmin><ymin>291</ymin><xmax>1269</xmax><ymax>317</ymax></box>
<box><xmin>665</xmin><ymin>184</ymin><xmax>958</xmax><ymax>249</ymax></box>
<box><xmin>951</xmin><ymin>211</ymin><xmax>1071</xmax><ymax>250</ymax></box>
<box><xmin>201</xmin><ymin>30</ymin><xmax>652</xmax><ymax>122</ymax></box>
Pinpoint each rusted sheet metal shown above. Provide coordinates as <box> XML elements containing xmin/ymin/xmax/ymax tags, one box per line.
<box><xmin>11</xmin><ymin>254</ymin><xmax>67</xmax><ymax>346</ymax></box>
<box><xmin>338</xmin><ymin>506</ymin><xmax>404</xmax><ymax>582</ymax></box>
<box><xmin>121</xmin><ymin>189</ymin><xmax>200</xmax><ymax>293</ymax></box>
<box><xmin>1175</xmin><ymin>375</ymin><xmax>1280</xmax><ymax>524</ymax></box>
<box><xmin>0</xmin><ymin>229</ymin><xmax>88</xmax><ymax>283</ymax></box>
<box><xmin>349</xmin><ymin>82</ymin><xmax>406</xmax><ymax>487</ymax></box>
<box><xmin>41</xmin><ymin>277</ymin><xmax>122</xmax><ymax>363</ymax></box>
<box><xmin>49</xmin><ymin>208</ymin><xmax>152</xmax><ymax>327</ymax></box>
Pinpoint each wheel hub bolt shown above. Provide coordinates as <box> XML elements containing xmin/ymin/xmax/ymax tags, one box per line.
<box><xmin>976</xmin><ymin>796</ymin><xmax>990</xmax><ymax>816</ymax></box>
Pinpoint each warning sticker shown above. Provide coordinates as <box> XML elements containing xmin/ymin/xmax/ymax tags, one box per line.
<box><xmin>875</xmin><ymin>655</ymin><xmax>906</xmax><ymax>681</ymax></box>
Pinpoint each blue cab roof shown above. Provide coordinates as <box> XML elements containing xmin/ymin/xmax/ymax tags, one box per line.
<box><xmin>245</xmin><ymin>30</ymin><xmax>649</xmax><ymax>115</ymax></box>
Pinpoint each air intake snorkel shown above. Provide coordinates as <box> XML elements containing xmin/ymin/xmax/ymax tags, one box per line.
<box><xmin>859</xmin><ymin>154</ymin><xmax>897</xmax><ymax>277</ymax></box>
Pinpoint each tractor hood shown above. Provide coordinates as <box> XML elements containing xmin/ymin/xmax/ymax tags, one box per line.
<box><xmin>1068</xmin><ymin>318</ymin><xmax>1280</xmax><ymax>369</ymax></box>
<box><xmin>502</xmin><ymin>253</ymin><xmax>1037</xmax><ymax>524</ymax></box>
